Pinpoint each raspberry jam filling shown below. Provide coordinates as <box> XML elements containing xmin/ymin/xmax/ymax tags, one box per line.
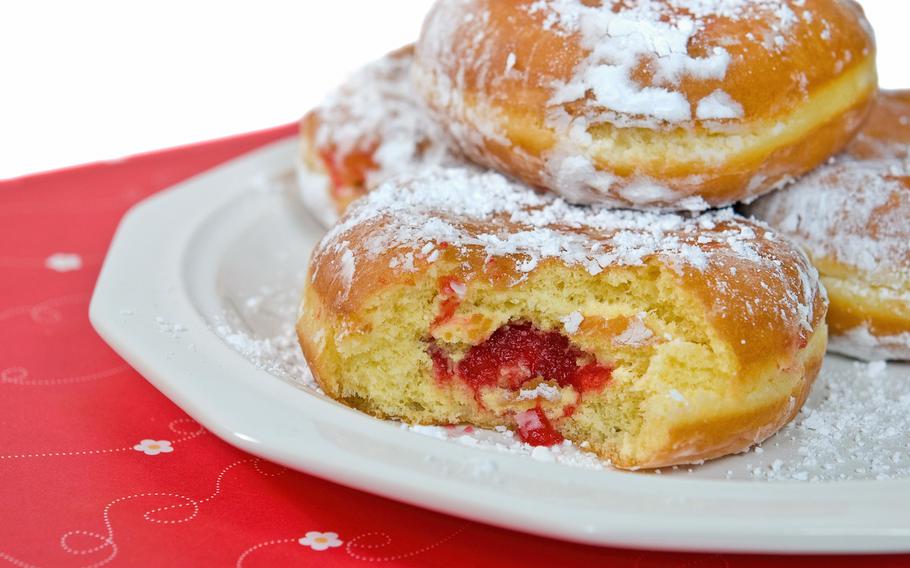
<box><xmin>516</xmin><ymin>407</ymin><xmax>565</xmax><ymax>446</ymax></box>
<box><xmin>456</xmin><ymin>323</ymin><xmax>611</xmax><ymax>394</ymax></box>
<box><xmin>429</xmin><ymin>322</ymin><xmax>613</xmax><ymax>446</ymax></box>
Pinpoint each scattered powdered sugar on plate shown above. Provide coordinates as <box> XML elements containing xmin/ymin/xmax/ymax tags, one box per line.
<box><xmin>215</xmin><ymin>321</ymin><xmax>320</xmax><ymax>391</ymax></box>
<box><xmin>213</xmin><ymin>285</ymin><xmax>322</xmax><ymax>392</ymax></box>
<box><xmin>728</xmin><ymin>358</ymin><xmax>910</xmax><ymax>482</ymax></box>
<box><xmin>406</xmin><ymin>424</ymin><xmax>607</xmax><ymax>470</ymax></box>
<box><xmin>212</xmin><ymin>279</ymin><xmax>910</xmax><ymax>482</ymax></box>
<box><xmin>155</xmin><ymin>316</ymin><xmax>188</xmax><ymax>338</ymax></box>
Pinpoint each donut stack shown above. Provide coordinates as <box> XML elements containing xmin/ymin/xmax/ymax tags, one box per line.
<box><xmin>295</xmin><ymin>1</ymin><xmax>902</xmax><ymax>469</ymax></box>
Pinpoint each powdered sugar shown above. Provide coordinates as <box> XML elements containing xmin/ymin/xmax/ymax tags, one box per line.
<box><xmin>668</xmin><ymin>389</ymin><xmax>688</xmax><ymax>404</ymax></box>
<box><xmin>696</xmin><ymin>89</ymin><xmax>745</xmax><ymax>120</ymax></box>
<box><xmin>748</xmin><ymin>157</ymin><xmax>910</xmax><ymax>282</ymax></box>
<box><xmin>614</xmin><ymin>317</ymin><xmax>655</xmax><ymax>347</ymax></box>
<box><xmin>339</xmin><ymin>249</ymin><xmax>356</xmax><ymax>291</ymax></box>
<box><xmin>315</xmin><ymin>166</ymin><xmax>822</xmax><ymax>334</ymax></box>
<box><xmin>828</xmin><ymin>326</ymin><xmax>910</xmax><ymax>362</ymax></box>
<box><xmin>560</xmin><ymin>311</ymin><xmax>584</xmax><ymax>334</ymax></box>
<box><xmin>865</xmin><ymin>360</ymin><xmax>888</xmax><ymax>378</ymax></box>
<box><xmin>531</xmin><ymin>0</ymin><xmax>797</xmax><ymax>128</ymax></box>
<box><xmin>517</xmin><ymin>383</ymin><xmax>562</xmax><ymax>401</ymax></box>
<box><xmin>308</xmin><ymin>48</ymin><xmax>458</xmax><ymax>189</ymax></box>
<box><xmin>539</xmin><ymin>1</ymin><xmax>735</xmax><ymax>127</ymax></box>
<box><xmin>531</xmin><ymin>0</ymin><xmax>797</xmax><ymax>37</ymax></box>
<box><xmin>413</xmin><ymin>0</ymin><xmax>832</xmax><ymax>209</ymax></box>
<box><xmin>735</xmin><ymin>357</ymin><xmax>910</xmax><ymax>482</ymax></box>
<box><xmin>212</xmin><ymin>284</ymin><xmax>322</xmax><ymax>392</ymax></box>
<box><xmin>407</xmin><ymin>424</ymin><xmax>607</xmax><ymax>469</ymax></box>
<box><xmin>215</xmin><ymin>319</ymin><xmax>321</xmax><ymax>392</ymax></box>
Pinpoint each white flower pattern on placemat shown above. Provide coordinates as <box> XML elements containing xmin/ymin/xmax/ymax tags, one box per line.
<box><xmin>0</xmin><ymin>418</ymin><xmax>203</xmax><ymax>460</ymax></box>
<box><xmin>133</xmin><ymin>439</ymin><xmax>173</xmax><ymax>456</ymax></box>
<box><xmin>299</xmin><ymin>531</ymin><xmax>343</xmax><ymax>551</ymax></box>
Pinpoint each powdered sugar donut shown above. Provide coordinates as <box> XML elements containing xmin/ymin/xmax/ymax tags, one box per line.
<box><xmin>297</xmin><ymin>167</ymin><xmax>828</xmax><ymax>469</ymax></box>
<box><xmin>748</xmin><ymin>91</ymin><xmax>910</xmax><ymax>361</ymax></box>
<box><xmin>845</xmin><ymin>90</ymin><xmax>910</xmax><ymax>161</ymax></box>
<box><xmin>414</xmin><ymin>0</ymin><xmax>877</xmax><ymax>210</ymax></box>
<box><xmin>298</xmin><ymin>46</ymin><xmax>461</xmax><ymax>226</ymax></box>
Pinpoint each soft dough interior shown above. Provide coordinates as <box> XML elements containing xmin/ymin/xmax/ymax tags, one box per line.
<box><xmin>303</xmin><ymin>259</ymin><xmax>815</xmax><ymax>467</ymax></box>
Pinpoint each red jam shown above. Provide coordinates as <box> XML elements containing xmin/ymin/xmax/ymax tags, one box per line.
<box><xmin>432</xmin><ymin>297</ymin><xmax>461</xmax><ymax>328</ymax></box>
<box><xmin>456</xmin><ymin>323</ymin><xmax>610</xmax><ymax>394</ymax></box>
<box><xmin>516</xmin><ymin>407</ymin><xmax>564</xmax><ymax>446</ymax></box>
<box><xmin>428</xmin><ymin>322</ymin><xmax>612</xmax><ymax>447</ymax></box>
<box><xmin>574</xmin><ymin>362</ymin><xmax>613</xmax><ymax>393</ymax></box>
<box><xmin>428</xmin><ymin>344</ymin><xmax>454</xmax><ymax>384</ymax></box>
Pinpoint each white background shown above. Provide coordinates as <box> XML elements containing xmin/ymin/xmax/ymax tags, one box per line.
<box><xmin>1</xmin><ymin>0</ymin><xmax>907</xmax><ymax>180</ymax></box>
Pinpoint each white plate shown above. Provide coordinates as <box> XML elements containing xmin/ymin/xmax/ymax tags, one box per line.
<box><xmin>90</xmin><ymin>138</ymin><xmax>910</xmax><ymax>554</ymax></box>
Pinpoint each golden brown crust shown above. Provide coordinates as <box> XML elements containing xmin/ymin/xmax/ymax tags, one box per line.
<box><xmin>421</xmin><ymin>0</ymin><xmax>875</xmax><ymax>127</ymax></box>
<box><xmin>414</xmin><ymin>0</ymin><xmax>877</xmax><ymax>209</ymax></box>
<box><xmin>847</xmin><ymin>90</ymin><xmax>910</xmax><ymax>159</ymax></box>
<box><xmin>622</xmin><ymin>325</ymin><xmax>825</xmax><ymax>469</ymax></box>
<box><xmin>298</xmin><ymin>168</ymin><xmax>828</xmax><ymax>468</ymax></box>
<box><xmin>311</xmin><ymin>222</ymin><xmax>824</xmax><ymax>377</ymax></box>
<box><xmin>747</xmin><ymin>91</ymin><xmax>910</xmax><ymax>360</ymax></box>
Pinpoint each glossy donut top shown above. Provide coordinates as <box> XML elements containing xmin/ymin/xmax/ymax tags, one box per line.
<box><xmin>748</xmin><ymin>91</ymin><xmax>910</xmax><ymax>284</ymax></box>
<box><xmin>309</xmin><ymin>167</ymin><xmax>826</xmax><ymax>374</ymax></box>
<box><xmin>416</xmin><ymin>0</ymin><xmax>875</xmax><ymax>132</ymax></box>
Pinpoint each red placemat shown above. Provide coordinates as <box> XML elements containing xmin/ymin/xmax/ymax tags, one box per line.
<box><xmin>1</xmin><ymin>125</ymin><xmax>907</xmax><ymax>568</ymax></box>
